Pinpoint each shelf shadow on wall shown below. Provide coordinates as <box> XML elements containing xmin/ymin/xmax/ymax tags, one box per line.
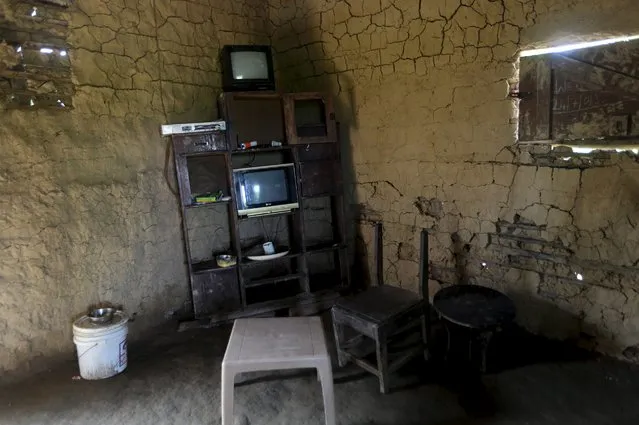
<box><xmin>269</xmin><ymin>2</ymin><xmax>369</xmax><ymax>285</ymax></box>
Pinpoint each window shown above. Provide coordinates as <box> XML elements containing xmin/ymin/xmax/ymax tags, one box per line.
<box><xmin>517</xmin><ymin>36</ymin><xmax>639</xmax><ymax>149</ymax></box>
<box><xmin>0</xmin><ymin>1</ymin><xmax>73</xmax><ymax>110</ymax></box>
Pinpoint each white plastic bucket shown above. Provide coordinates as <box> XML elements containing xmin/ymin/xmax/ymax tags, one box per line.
<box><xmin>72</xmin><ymin>311</ymin><xmax>128</xmax><ymax>380</ymax></box>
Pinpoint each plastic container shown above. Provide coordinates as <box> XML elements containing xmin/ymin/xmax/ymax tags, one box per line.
<box><xmin>72</xmin><ymin>311</ymin><xmax>128</xmax><ymax>380</ymax></box>
<box><xmin>262</xmin><ymin>241</ymin><xmax>275</xmax><ymax>254</ymax></box>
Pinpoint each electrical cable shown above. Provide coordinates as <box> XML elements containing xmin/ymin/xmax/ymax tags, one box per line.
<box><xmin>164</xmin><ymin>138</ymin><xmax>179</xmax><ymax>197</ymax></box>
<box><xmin>244</xmin><ymin>153</ymin><xmax>256</xmax><ymax>167</ymax></box>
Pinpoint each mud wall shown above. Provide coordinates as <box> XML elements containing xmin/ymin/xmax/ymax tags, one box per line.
<box><xmin>3</xmin><ymin>0</ymin><xmax>639</xmax><ymax>383</ymax></box>
<box><xmin>266</xmin><ymin>0</ymin><xmax>639</xmax><ymax>360</ymax></box>
<box><xmin>0</xmin><ymin>0</ymin><xmax>267</xmax><ymax>382</ymax></box>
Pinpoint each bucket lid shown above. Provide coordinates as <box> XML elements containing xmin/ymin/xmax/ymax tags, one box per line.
<box><xmin>73</xmin><ymin>311</ymin><xmax>128</xmax><ymax>332</ymax></box>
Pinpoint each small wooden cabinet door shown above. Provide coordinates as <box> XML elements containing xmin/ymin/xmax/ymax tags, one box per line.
<box><xmin>283</xmin><ymin>92</ymin><xmax>337</xmax><ymax>144</ymax></box>
<box><xmin>191</xmin><ymin>268</ymin><xmax>241</xmax><ymax>317</ymax></box>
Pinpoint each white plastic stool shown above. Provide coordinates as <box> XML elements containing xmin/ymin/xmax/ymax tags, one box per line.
<box><xmin>221</xmin><ymin>317</ymin><xmax>335</xmax><ymax>425</ymax></box>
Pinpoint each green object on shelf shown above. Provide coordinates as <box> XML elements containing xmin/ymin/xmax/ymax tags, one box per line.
<box><xmin>193</xmin><ymin>190</ymin><xmax>223</xmax><ymax>204</ymax></box>
<box><xmin>195</xmin><ymin>196</ymin><xmax>218</xmax><ymax>203</ymax></box>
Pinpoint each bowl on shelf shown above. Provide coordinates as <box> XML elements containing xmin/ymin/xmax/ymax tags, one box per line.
<box><xmin>216</xmin><ymin>254</ymin><xmax>237</xmax><ymax>268</ymax></box>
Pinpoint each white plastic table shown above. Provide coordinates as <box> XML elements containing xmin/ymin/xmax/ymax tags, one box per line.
<box><xmin>221</xmin><ymin>317</ymin><xmax>335</xmax><ymax>425</ymax></box>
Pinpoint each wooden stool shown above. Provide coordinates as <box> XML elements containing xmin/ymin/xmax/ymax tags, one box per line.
<box><xmin>331</xmin><ymin>223</ymin><xmax>430</xmax><ymax>393</ymax></box>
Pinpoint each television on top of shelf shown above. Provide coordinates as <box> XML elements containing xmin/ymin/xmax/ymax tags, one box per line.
<box><xmin>233</xmin><ymin>163</ymin><xmax>298</xmax><ymax>217</ymax></box>
<box><xmin>221</xmin><ymin>45</ymin><xmax>276</xmax><ymax>92</ymax></box>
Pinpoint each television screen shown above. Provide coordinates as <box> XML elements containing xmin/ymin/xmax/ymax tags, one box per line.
<box><xmin>231</xmin><ymin>51</ymin><xmax>269</xmax><ymax>80</ymax></box>
<box><xmin>294</xmin><ymin>99</ymin><xmax>328</xmax><ymax>137</ymax></box>
<box><xmin>234</xmin><ymin>163</ymin><xmax>298</xmax><ymax>216</ymax></box>
<box><xmin>243</xmin><ymin>169</ymin><xmax>288</xmax><ymax>206</ymax></box>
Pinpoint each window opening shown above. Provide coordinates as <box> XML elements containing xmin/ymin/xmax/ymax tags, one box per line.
<box><xmin>517</xmin><ymin>35</ymin><xmax>639</xmax><ymax>153</ymax></box>
<box><xmin>0</xmin><ymin>0</ymin><xmax>73</xmax><ymax>110</ymax></box>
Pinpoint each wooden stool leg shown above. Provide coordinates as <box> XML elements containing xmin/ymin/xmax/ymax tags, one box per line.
<box><xmin>375</xmin><ymin>327</ymin><xmax>389</xmax><ymax>394</ymax></box>
<box><xmin>331</xmin><ymin>310</ymin><xmax>347</xmax><ymax>367</ymax></box>
<box><xmin>444</xmin><ymin>322</ymin><xmax>452</xmax><ymax>361</ymax></box>
<box><xmin>421</xmin><ymin>314</ymin><xmax>429</xmax><ymax>361</ymax></box>
<box><xmin>478</xmin><ymin>330</ymin><xmax>494</xmax><ymax>373</ymax></box>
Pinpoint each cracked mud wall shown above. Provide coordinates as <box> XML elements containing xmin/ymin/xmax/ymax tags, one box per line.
<box><xmin>3</xmin><ymin>0</ymin><xmax>639</xmax><ymax>382</ymax></box>
<box><xmin>267</xmin><ymin>0</ymin><xmax>639</xmax><ymax>360</ymax></box>
<box><xmin>0</xmin><ymin>0</ymin><xmax>267</xmax><ymax>382</ymax></box>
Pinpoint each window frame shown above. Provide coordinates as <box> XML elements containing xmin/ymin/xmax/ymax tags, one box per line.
<box><xmin>517</xmin><ymin>40</ymin><xmax>639</xmax><ymax>149</ymax></box>
<box><xmin>0</xmin><ymin>0</ymin><xmax>73</xmax><ymax>110</ymax></box>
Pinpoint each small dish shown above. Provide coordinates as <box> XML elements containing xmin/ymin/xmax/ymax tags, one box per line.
<box><xmin>216</xmin><ymin>254</ymin><xmax>237</xmax><ymax>268</ymax></box>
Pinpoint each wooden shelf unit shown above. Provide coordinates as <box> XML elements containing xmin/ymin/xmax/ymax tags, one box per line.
<box><xmin>173</xmin><ymin>91</ymin><xmax>351</xmax><ymax>323</ymax></box>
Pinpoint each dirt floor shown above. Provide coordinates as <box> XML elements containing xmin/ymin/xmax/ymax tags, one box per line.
<box><xmin>1</xmin><ymin>320</ymin><xmax>639</xmax><ymax>425</ymax></box>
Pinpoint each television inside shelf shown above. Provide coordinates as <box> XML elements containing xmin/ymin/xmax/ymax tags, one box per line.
<box><xmin>233</xmin><ymin>163</ymin><xmax>299</xmax><ymax>217</ymax></box>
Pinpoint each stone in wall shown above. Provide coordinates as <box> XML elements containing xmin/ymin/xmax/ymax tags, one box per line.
<box><xmin>0</xmin><ymin>41</ymin><xmax>19</xmax><ymax>70</ymax></box>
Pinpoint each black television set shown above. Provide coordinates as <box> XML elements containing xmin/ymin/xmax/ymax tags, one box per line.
<box><xmin>221</xmin><ymin>45</ymin><xmax>276</xmax><ymax>92</ymax></box>
<box><xmin>233</xmin><ymin>163</ymin><xmax>298</xmax><ymax>217</ymax></box>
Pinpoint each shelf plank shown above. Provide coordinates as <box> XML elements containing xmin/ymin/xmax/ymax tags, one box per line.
<box><xmin>243</xmin><ymin>272</ymin><xmax>304</xmax><ymax>288</ymax></box>
<box><xmin>244</xmin><ymin>293</ymin><xmax>303</xmax><ymax>309</ymax></box>
<box><xmin>291</xmin><ymin>140</ymin><xmax>337</xmax><ymax>146</ymax></box>
<box><xmin>238</xmin><ymin>209</ymin><xmax>298</xmax><ymax>221</ymax></box>
<box><xmin>192</xmin><ymin>260</ymin><xmax>236</xmax><ymax>274</ymax></box>
<box><xmin>301</xmin><ymin>192</ymin><xmax>340</xmax><ymax>200</ymax></box>
<box><xmin>185</xmin><ymin>199</ymin><xmax>232</xmax><ymax>209</ymax></box>
<box><xmin>177</xmin><ymin>290</ymin><xmax>341</xmax><ymax>331</ymax></box>
<box><xmin>246</xmin><ymin>289</ymin><xmax>340</xmax><ymax>311</ymax></box>
<box><xmin>305</xmin><ymin>243</ymin><xmax>346</xmax><ymax>254</ymax></box>
<box><xmin>232</xmin><ymin>146</ymin><xmax>293</xmax><ymax>154</ymax></box>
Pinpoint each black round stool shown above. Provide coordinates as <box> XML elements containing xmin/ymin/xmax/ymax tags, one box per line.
<box><xmin>433</xmin><ymin>284</ymin><xmax>516</xmax><ymax>372</ymax></box>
